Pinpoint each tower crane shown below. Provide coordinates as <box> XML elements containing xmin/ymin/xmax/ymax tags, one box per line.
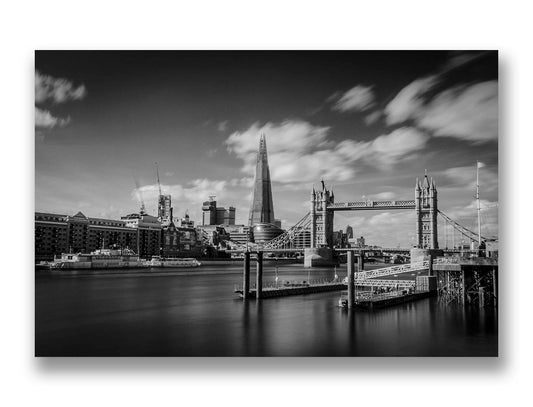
<box><xmin>134</xmin><ymin>179</ymin><xmax>146</xmax><ymax>215</ymax></box>
<box><xmin>155</xmin><ymin>162</ymin><xmax>163</xmax><ymax>197</ymax></box>
<box><xmin>155</xmin><ymin>162</ymin><xmax>164</xmax><ymax>221</ymax></box>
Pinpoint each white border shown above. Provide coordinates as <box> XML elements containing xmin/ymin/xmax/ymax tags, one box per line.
<box><xmin>1</xmin><ymin>1</ymin><xmax>531</xmax><ymax>406</ymax></box>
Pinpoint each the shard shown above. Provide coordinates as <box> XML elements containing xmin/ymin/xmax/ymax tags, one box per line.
<box><xmin>248</xmin><ymin>134</ymin><xmax>275</xmax><ymax>226</ymax></box>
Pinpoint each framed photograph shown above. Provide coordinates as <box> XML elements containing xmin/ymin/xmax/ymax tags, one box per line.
<box><xmin>35</xmin><ymin>51</ymin><xmax>498</xmax><ymax>356</ymax></box>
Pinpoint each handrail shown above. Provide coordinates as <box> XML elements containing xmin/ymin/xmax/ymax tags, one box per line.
<box><xmin>359</xmin><ymin>261</ymin><xmax>429</xmax><ymax>279</ymax></box>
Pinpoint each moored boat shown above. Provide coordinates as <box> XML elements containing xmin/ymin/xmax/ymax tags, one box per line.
<box><xmin>142</xmin><ymin>256</ymin><xmax>201</xmax><ymax>268</ymax></box>
<box><xmin>49</xmin><ymin>248</ymin><xmax>141</xmax><ymax>270</ymax></box>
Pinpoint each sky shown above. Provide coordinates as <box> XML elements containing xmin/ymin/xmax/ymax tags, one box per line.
<box><xmin>35</xmin><ymin>51</ymin><xmax>498</xmax><ymax>248</ymax></box>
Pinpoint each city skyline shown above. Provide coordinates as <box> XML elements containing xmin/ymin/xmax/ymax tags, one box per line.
<box><xmin>35</xmin><ymin>51</ymin><xmax>498</xmax><ymax>247</ymax></box>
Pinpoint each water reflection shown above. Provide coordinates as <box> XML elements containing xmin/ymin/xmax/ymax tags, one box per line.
<box><xmin>35</xmin><ymin>264</ymin><xmax>497</xmax><ymax>356</ymax></box>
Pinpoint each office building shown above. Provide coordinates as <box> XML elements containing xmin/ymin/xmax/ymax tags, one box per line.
<box><xmin>201</xmin><ymin>197</ymin><xmax>236</xmax><ymax>226</ymax></box>
<box><xmin>157</xmin><ymin>194</ymin><xmax>173</xmax><ymax>223</ymax></box>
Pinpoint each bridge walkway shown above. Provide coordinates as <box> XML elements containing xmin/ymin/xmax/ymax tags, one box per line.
<box><xmin>358</xmin><ymin>261</ymin><xmax>429</xmax><ymax>280</ymax></box>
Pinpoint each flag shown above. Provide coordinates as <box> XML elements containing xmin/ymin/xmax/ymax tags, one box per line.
<box><xmin>477</xmin><ymin>161</ymin><xmax>485</xmax><ymax>168</ymax></box>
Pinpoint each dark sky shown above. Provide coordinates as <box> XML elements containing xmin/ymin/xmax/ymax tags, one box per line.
<box><xmin>35</xmin><ymin>51</ymin><xmax>498</xmax><ymax>247</ymax></box>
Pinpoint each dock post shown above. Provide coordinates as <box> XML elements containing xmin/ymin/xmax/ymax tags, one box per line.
<box><xmin>461</xmin><ymin>271</ymin><xmax>466</xmax><ymax>304</ymax></box>
<box><xmin>243</xmin><ymin>251</ymin><xmax>250</xmax><ymax>301</ymax></box>
<box><xmin>256</xmin><ymin>251</ymin><xmax>263</xmax><ymax>300</ymax></box>
<box><xmin>347</xmin><ymin>250</ymin><xmax>355</xmax><ymax>309</ymax></box>
<box><xmin>492</xmin><ymin>267</ymin><xmax>497</xmax><ymax>307</ymax></box>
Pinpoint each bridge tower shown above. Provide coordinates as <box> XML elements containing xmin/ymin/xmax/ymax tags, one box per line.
<box><xmin>310</xmin><ymin>180</ymin><xmax>334</xmax><ymax>248</ymax></box>
<box><xmin>415</xmin><ymin>172</ymin><xmax>438</xmax><ymax>249</ymax></box>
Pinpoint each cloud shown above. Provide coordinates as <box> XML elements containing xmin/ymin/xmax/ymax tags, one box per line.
<box><xmin>35</xmin><ymin>70</ymin><xmax>87</xmax><ymax>104</ymax></box>
<box><xmin>132</xmin><ymin>177</ymin><xmax>256</xmax><ymax>224</ymax></box>
<box><xmin>226</xmin><ymin>120</ymin><xmax>429</xmax><ymax>184</ymax></box>
<box><xmin>364</xmin><ymin>110</ymin><xmax>382</xmax><ymax>125</ymax></box>
<box><xmin>134</xmin><ymin>178</ymin><xmax>228</xmax><ymax>204</ymax></box>
<box><xmin>228</xmin><ymin>177</ymin><xmax>255</xmax><ymax>188</ymax></box>
<box><xmin>217</xmin><ymin>120</ymin><xmax>229</xmax><ymax>132</ymax></box>
<box><xmin>443</xmin><ymin>199</ymin><xmax>499</xmax><ymax>239</ymax></box>
<box><xmin>35</xmin><ymin>131</ymin><xmax>45</xmax><ymax>142</ymax></box>
<box><xmin>417</xmin><ymin>81</ymin><xmax>498</xmax><ymax>142</ymax></box>
<box><xmin>383</xmin><ymin>53</ymin><xmax>497</xmax><ymax>143</ymax></box>
<box><xmin>369</xmin><ymin>191</ymin><xmax>396</xmax><ymax>200</ymax></box>
<box><xmin>206</xmin><ymin>148</ymin><xmax>218</xmax><ymax>158</ymax></box>
<box><xmin>330</xmin><ymin>85</ymin><xmax>376</xmax><ymax>113</ymax></box>
<box><xmin>225</xmin><ymin>120</ymin><xmax>332</xmax><ymax>179</ymax></box>
<box><xmin>441</xmin><ymin>164</ymin><xmax>498</xmax><ymax>192</ymax></box>
<box><xmin>339</xmin><ymin>211</ymin><xmax>417</xmax><ymax>247</ymax></box>
<box><xmin>366</xmin><ymin>127</ymin><xmax>429</xmax><ymax>164</ymax></box>
<box><xmin>442</xmin><ymin>51</ymin><xmax>488</xmax><ymax>71</ymax></box>
<box><xmin>133</xmin><ymin>178</ymin><xmax>230</xmax><ymax>221</ymax></box>
<box><xmin>35</xmin><ymin>107</ymin><xmax>70</xmax><ymax>128</ymax></box>
<box><xmin>384</xmin><ymin>75</ymin><xmax>438</xmax><ymax>125</ymax></box>
<box><xmin>35</xmin><ymin>71</ymin><xmax>86</xmax><ymax>131</ymax></box>
<box><xmin>336</xmin><ymin>127</ymin><xmax>429</xmax><ymax>168</ymax></box>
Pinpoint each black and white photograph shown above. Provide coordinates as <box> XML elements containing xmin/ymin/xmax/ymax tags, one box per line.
<box><xmin>6</xmin><ymin>1</ymin><xmax>533</xmax><ymax>406</ymax></box>
<box><xmin>34</xmin><ymin>50</ymin><xmax>498</xmax><ymax>357</ymax></box>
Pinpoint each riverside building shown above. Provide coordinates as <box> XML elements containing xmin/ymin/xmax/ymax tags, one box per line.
<box><xmin>35</xmin><ymin>211</ymin><xmax>139</xmax><ymax>261</ymax></box>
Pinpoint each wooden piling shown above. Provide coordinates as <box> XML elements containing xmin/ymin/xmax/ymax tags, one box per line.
<box><xmin>256</xmin><ymin>251</ymin><xmax>263</xmax><ymax>300</ymax></box>
<box><xmin>243</xmin><ymin>251</ymin><xmax>250</xmax><ymax>301</ymax></box>
<box><xmin>347</xmin><ymin>251</ymin><xmax>355</xmax><ymax>309</ymax></box>
<box><xmin>492</xmin><ymin>267</ymin><xmax>497</xmax><ymax>307</ymax></box>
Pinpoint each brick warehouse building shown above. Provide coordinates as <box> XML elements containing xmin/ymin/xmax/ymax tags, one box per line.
<box><xmin>35</xmin><ymin>211</ymin><xmax>160</xmax><ymax>262</ymax></box>
<box><xmin>35</xmin><ymin>211</ymin><xmax>205</xmax><ymax>262</ymax></box>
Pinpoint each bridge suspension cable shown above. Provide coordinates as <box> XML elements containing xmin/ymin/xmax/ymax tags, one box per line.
<box><xmin>438</xmin><ymin>210</ymin><xmax>496</xmax><ymax>243</ymax></box>
<box><xmin>262</xmin><ymin>212</ymin><xmax>311</xmax><ymax>249</ymax></box>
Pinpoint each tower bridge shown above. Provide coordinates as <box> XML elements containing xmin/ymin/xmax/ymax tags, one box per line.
<box><xmin>303</xmin><ymin>173</ymin><xmax>438</xmax><ymax>266</ymax></box>
<box><xmin>230</xmin><ymin>170</ymin><xmax>491</xmax><ymax>268</ymax></box>
<box><xmin>310</xmin><ymin>173</ymin><xmax>437</xmax><ymax>251</ymax></box>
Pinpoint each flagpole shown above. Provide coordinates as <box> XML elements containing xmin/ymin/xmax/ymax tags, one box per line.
<box><xmin>477</xmin><ymin>161</ymin><xmax>481</xmax><ymax>247</ymax></box>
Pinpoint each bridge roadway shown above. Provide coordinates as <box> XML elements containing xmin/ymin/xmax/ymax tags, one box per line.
<box><xmin>327</xmin><ymin>200</ymin><xmax>415</xmax><ymax>211</ymax></box>
<box><xmin>227</xmin><ymin>247</ymin><xmax>489</xmax><ymax>256</ymax></box>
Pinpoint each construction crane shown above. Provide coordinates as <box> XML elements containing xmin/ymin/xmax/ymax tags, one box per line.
<box><xmin>155</xmin><ymin>162</ymin><xmax>165</xmax><ymax>221</ymax></box>
<box><xmin>155</xmin><ymin>162</ymin><xmax>162</xmax><ymax>197</ymax></box>
<box><xmin>134</xmin><ymin>179</ymin><xmax>146</xmax><ymax>215</ymax></box>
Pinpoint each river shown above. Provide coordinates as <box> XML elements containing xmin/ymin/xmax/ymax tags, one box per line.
<box><xmin>35</xmin><ymin>263</ymin><xmax>498</xmax><ymax>356</ymax></box>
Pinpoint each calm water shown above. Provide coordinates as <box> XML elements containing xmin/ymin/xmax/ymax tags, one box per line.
<box><xmin>35</xmin><ymin>263</ymin><xmax>498</xmax><ymax>356</ymax></box>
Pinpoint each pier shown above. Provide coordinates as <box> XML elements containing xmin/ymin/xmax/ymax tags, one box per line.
<box><xmin>234</xmin><ymin>248</ymin><xmax>497</xmax><ymax>310</ymax></box>
<box><xmin>234</xmin><ymin>279</ymin><xmax>346</xmax><ymax>299</ymax></box>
